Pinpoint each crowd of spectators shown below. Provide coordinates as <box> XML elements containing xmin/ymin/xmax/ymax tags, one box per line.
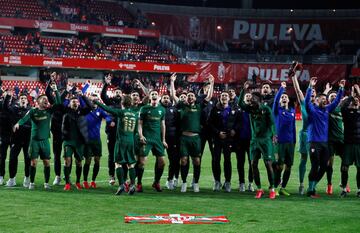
<box><xmin>0</xmin><ymin>31</ymin><xmax>180</xmax><ymax>64</ymax></box>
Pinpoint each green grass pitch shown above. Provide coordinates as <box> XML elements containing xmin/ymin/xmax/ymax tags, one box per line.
<box><xmin>0</xmin><ymin>121</ymin><xmax>359</xmax><ymax>233</ymax></box>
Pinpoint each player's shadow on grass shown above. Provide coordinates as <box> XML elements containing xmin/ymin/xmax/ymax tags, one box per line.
<box><xmin>1</xmin><ymin>186</ymin><xmax>356</xmax><ymax>201</ymax></box>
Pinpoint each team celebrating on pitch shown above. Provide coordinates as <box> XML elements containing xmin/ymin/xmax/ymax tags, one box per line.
<box><xmin>0</xmin><ymin>61</ymin><xmax>359</xmax><ymax>199</ymax></box>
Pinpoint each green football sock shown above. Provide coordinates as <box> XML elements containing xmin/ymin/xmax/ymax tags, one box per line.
<box><xmin>29</xmin><ymin>166</ymin><xmax>36</xmax><ymax>183</ymax></box>
<box><xmin>75</xmin><ymin>166</ymin><xmax>82</xmax><ymax>183</ymax></box>
<box><xmin>64</xmin><ymin>166</ymin><xmax>71</xmax><ymax>184</ymax></box>
<box><xmin>83</xmin><ymin>163</ymin><xmax>90</xmax><ymax>182</ymax></box>
<box><xmin>129</xmin><ymin>167</ymin><xmax>136</xmax><ymax>185</ymax></box>
<box><xmin>44</xmin><ymin>166</ymin><xmax>50</xmax><ymax>183</ymax></box>
<box><xmin>299</xmin><ymin>157</ymin><xmax>307</xmax><ymax>184</ymax></box>
<box><xmin>116</xmin><ymin>167</ymin><xmax>124</xmax><ymax>185</ymax></box>
<box><xmin>92</xmin><ymin>163</ymin><xmax>99</xmax><ymax>181</ymax></box>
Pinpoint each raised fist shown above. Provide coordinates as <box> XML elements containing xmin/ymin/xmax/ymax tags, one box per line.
<box><xmin>104</xmin><ymin>75</ymin><xmax>112</xmax><ymax>85</ymax></box>
<box><xmin>244</xmin><ymin>81</ymin><xmax>250</xmax><ymax>90</ymax></box>
<box><xmin>339</xmin><ymin>79</ymin><xmax>346</xmax><ymax>88</ymax></box>
<box><xmin>50</xmin><ymin>72</ymin><xmax>56</xmax><ymax>81</ymax></box>
<box><xmin>310</xmin><ymin>77</ymin><xmax>317</xmax><ymax>87</ymax></box>
<box><xmin>208</xmin><ymin>74</ymin><xmax>215</xmax><ymax>84</ymax></box>
<box><xmin>170</xmin><ymin>73</ymin><xmax>177</xmax><ymax>82</ymax></box>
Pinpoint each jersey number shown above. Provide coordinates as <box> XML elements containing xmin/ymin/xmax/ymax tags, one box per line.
<box><xmin>123</xmin><ymin>117</ymin><xmax>136</xmax><ymax>132</ymax></box>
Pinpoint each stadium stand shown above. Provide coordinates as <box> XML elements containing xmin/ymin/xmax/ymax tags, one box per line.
<box><xmin>0</xmin><ymin>34</ymin><xmax>176</xmax><ymax>63</ymax></box>
<box><xmin>0</xmin><ymin>0</ymin><xmax>53</xmax><ymax>20</ymax></box>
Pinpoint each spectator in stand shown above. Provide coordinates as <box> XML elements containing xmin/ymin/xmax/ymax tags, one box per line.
<box><xmin>0</xmin><ymin>41</ymin><xmax>5</xmax><ymax>54</ymax></box>
<box><xmin>25</xmin><ymin>33</ymin><xmax>33</xmax><ymax>45</ymax></box>
<box><xmin>81</xmin><ymin>14</ymin><xmax>87</xmax><ymax>24</ymax></box>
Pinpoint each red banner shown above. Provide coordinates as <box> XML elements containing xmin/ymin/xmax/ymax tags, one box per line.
<box><xmin>146</xmin><ymin>13</ymin><xmax>360</xmax><ymax>42</ymax></box>
<box><xmin>351</xmin><ymin>68</ymin><xmax>360</xmax><ymax>77</ymax></box>
<box><xmin>189</xmin><ymin>62</ymin><xmax>347</xmax><ymax>85</ymax></box>
<box><xmin>0</xmin><ymin>17</ymin><xmax>159</xmax><ymax>38</ymax></box>
<box><xmin>0</xmin><ymin>54</ymin><xmax>347</xmax><ymax>83</ymax></box>
<box><xmin>0</xmin><ymin>55</ymin><xmax>195</xmax><ymax>73</ymax></box>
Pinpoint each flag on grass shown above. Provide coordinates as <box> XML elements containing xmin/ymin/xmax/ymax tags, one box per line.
<box><xmin>125</xmin><ymin>214</ymin><xmax>229</xmax><ymax>224</ymax></box>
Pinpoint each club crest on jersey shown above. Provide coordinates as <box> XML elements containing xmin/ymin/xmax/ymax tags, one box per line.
<box><xmin>96</xmin><ymin>112</ymin><xmax>100</xmax><ymax>116</ymax></box>
<box><xmin>170</xmin><ymin>109</ymin><xmax>173</xmax><ymax>113</ymax></box>
<box><xmin>158</xmin><ymin>110</ymin><xmax>162</xmax><ymax>115</ymax></box>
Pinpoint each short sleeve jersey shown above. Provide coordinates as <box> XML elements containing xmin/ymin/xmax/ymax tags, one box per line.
<box><xmin>19</xmin><ymin>108</ymin><xmax>52</xmax><ymax>140</ymax></box>
<box><xmin>139</xmin><ymin>104</ymin><xmax>165</xmax><ymax>139</ymax></box>
<box><xmin>117</xmin><ymin>108</ymin><xmax>138</xmax><ymax>140</ymax></box>
<box><xmin>177</xmin><ymin>102</ymin><xmax>202</xmax><ymax>133</ymax></box>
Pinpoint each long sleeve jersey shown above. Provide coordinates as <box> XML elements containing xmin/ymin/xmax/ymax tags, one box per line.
<box><xmin>272</xmin><ymin>86</ymin><xmax>296</xmax><ymax>143</ymax></box>
<box><xmin>86</xmin><ymin>107</ymin><xmax>112</xmax><ymax>141</ymax></box>
<box><xmin>305</xmin><ymin>87</ymin><xmax>344</xmax><ymax>143</ymax></box>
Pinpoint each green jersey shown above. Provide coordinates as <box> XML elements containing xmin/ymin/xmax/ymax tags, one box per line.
<box><xmin>249</xmin><ymin>104</ymin><xmax>275</xmax><ymax>140</ymax></box>
<box><xmin>96</xmin><ymin>102</ymin><xmax>138</xmax><ymax>140</ymax></box>
<box><xmin>177</xmin><ymin>102</ymin><xmax>202</xmax><ymax>133</ymax></box>
<box><xmin>18</xmin><ymin>108</ymin><xmax>53</xmax><ymax>140</ymax></box>
<box><xmin>238</xmin><ymin>89</ymin><xmax>275</xmax><ymax>140</ymax></box>
<box><xmin>139</xmin><ymin>104</ymin><xmax>165</xmax><ymax>139</ymax></box>
<box><xmin>328</xmin><ymin>106</ymin><xmax>344</xmax><ymax>143</ymax></box>
<box><xmin>18</xmin><ymin>91</ymin><xmax>61</xmax><ymax>140</ymax></box>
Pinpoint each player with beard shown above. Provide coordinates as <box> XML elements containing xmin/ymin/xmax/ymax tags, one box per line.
<box><xmin>101</xmin><ymin>74</ymin><xmax>121</xmax><ymax>185</ymax></box>
<box><xmin>209</xmin><ymin>91</ymin><xmax>240</xmax><ymax>192</ymax></box>
<box><xmin>95</xmin><ymin>95</ymin><xmax>138</xmax><ymax>195</ymax></box>
<box><xmin>239</xmin><ymin>82</ymin><xmax>277</xmax><ymax>199</ymax></box>
<box><xmin>62</xmin><ymin>94</ymin><xmax>92</xmax><ymax>191</ymax></box>
<box><xmin>82</xmin><ymin>93</ymin><xmax>112</xmax><ymax>189</ymax></box>
<box><xmin>228</xmin><ymin>88</ymin><xmax>239</xmax><ymax>108</ymax></box>
<box><xmin>178</xmin><ymin>92</ymin><xmax>188</xmax><ymax>103</ymax></box>
<box><xmin>323</xmin><ymin>83</ymin><xmax>347</xmax><ymax>195</ymax></box>
<box><xmin>305</xmin><ymin>77</ymin><xmax>345</xmax><ymax>198</ymax></box>
<box><xmin>13</xmin><ymin>84</ymin><xmax>61</xmax><ymax>189</ymax></box>
<box><xmin>289</xmin><ymin>62</ymin><xmax>315</xmax><ymax>195</ymax></box>
<box><xmin>170</xmin><ymin>74</ymin><xmax>214</xmax><ymax>193</ymax></box>
<box><xmin>161</xmin><ymin>91</ymin><xmax>180</xmax><ymax>190</ymax></box>
<box><xmin>272</xmin><ymin>82</ymin><xmax>296</xmax><ymax>196</ymax></box>
<box><xmin>340</xmin><ymin>85</ymin><xmax>360</xmax><ymax>198</ymax></box>
<box><xmin>3</xmin><ymin>91</ymin><xmax>31</xmax><ymax>187</ymax></box>
<box><xmin>137</xmin><ymin>90</ymin><xmax>167</xmax><ymax>192</ymax></box>
<box><xmin>261</xmin><ymin>82</ymin><xmax>275</xmax><ymax>107</ymax></box>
